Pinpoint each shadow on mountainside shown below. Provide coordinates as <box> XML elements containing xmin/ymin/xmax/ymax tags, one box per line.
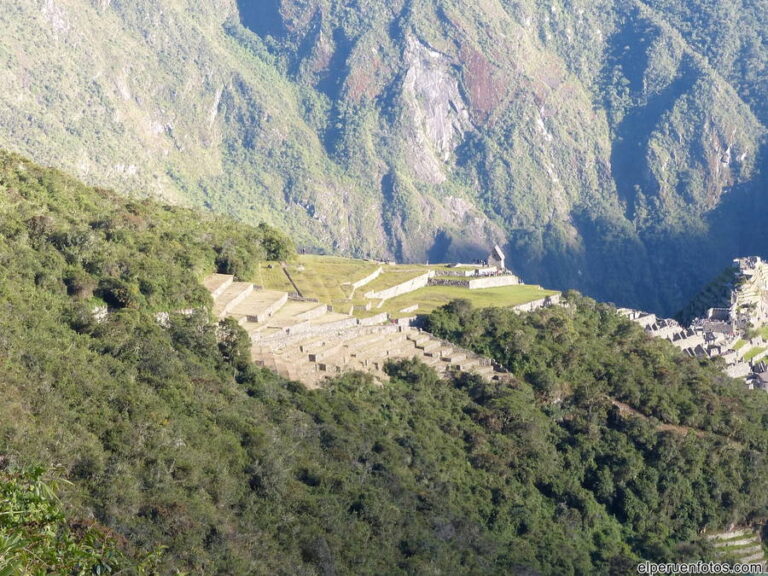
<box><xmin>610</xmin><ymin>56</ymin><xmax>700</xmax><ymax>221</ymax></box>
<box><xmin>236</xmin><ymin>0</ymin><xmax>287</xmax><ymax>39</ymax></box>
<box><xmin>502</xmin><ymin>145</ymin><xmax>768</xmax><ymax>317</ymax></box>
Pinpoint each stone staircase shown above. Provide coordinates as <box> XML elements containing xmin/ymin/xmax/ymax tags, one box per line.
<box><xmin>206</xmin><ymin>274</ymin><xmax>507</xmax><ymax>388</ymax></box>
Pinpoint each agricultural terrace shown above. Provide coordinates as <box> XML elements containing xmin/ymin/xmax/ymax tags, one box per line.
<box><xmin>254</xmin><ymin>255</ymin><xmax>556</xmax><ymax>318</ymax></box>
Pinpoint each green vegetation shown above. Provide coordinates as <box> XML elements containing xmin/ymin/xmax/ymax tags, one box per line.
<box><xmin>5</xmin><ymin>154</ymin><xmax>768</xmax><ymax>574</ymax></box>
<box><xmin>252</xmin><ymin>255</ymin><xmax>554</xmax><ymax>315</ymax></box>
<box><xmin>743</xmin><ymin>347</ymin><xmax>767</xmax><ymax>362</ymax></box>
<box><xmin>379</xmin><ymin>284</ymin><xmax>557</xmax><ymax>318</ymax></box>
<box><xmin>424</xmin><ymin>296</ymin><xmax>768</xmax><ymax>554</ymax></box>
<box><xmin>253</xmin><ymin>262</ymin><xmax>294</xmax><ymax>293</ymax></box>
<box><xmin>285</xmin><ymin>255</ymin><xmax>380</xmax><ymax>301</ymax></box>
<box><xmin>0</xmin><ymin>151</ymin><xmax>293</xmax><ymax>311</ymax></box>
<box><xmin>357</xmin><ymin>267</ymin><xmax>429</xmax><ymax>294</ymax></box>
<box><xmin>0</xmin><ymin>151</ymin><xmax>298</xmax><ymax>572</ymax></box>
<box><xmin>2</xmin><ymin>0</ymin><xmax>768</xmax><ymax>316</ymax></box>
<box><xmin>676</xmin><ymin>266</ymin><xmax>738</xmax><ymax>324</ymax></box>
<box><xmin>0</xmin><ymin>466</ymin><xmax>155</xmax><ymax>575</ymax></box>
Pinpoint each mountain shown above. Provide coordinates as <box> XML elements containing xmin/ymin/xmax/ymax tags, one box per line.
<box><xmin>1</xmin><ymin>0</ymin><xmax>768</xmax><ymax>313</ymax></box>
<box><xmin>7</xmin><ymin>150</ymin><xmax>768</xmax><ymax>574</ymax></box>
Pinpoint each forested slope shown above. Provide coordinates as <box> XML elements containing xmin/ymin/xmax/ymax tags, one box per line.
<box><xmin>3</xmin><ymin>153</ymin><xmax>768</xmax><ymax>574</ymax></box>
<box><xmin>1</xmin><ymin>0</ymin><xmax>768</xmax><ymax>314</ymax></box>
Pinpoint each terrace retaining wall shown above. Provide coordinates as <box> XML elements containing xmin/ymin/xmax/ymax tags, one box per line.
<box><xmin>364</xmin><ymin>271</ymin><xmax>435</xmax><ymax>301</ymax></box>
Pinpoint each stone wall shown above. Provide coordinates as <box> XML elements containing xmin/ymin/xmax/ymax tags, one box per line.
<box><xmin>351</xmin><ymin>266</ymin><xmax>383</xmax><ymax>290</ymax></box>
<box><xmin>358</xmin><ymin>313</ymin><xmax>391</xmax><ymax>326</ymax></box>
<box><xmin>727</xmin><ymin>362</ymin><xmax>752</xmax><ymax>379</ymax></box>
<box><xmin>512</xmin><ymin>294</ymin><xmax>561</xmax><ymax>313</ymax></box>
<box><xmin>434</xmin><ymin>266</ymin><xmax>497</xmax><ymax>277</ymax></box>
<box><xmin>468</xmin><ymin>275</ymin><xmax>520</xmax><ymax>290</ymax></box>
<box><xmin>428</xmin><ymin>277</ymin><xmax>471</xmax><ymax>288</ymax></box>
<box><xmin>428</xmin><ymin>274</ymin><xmax>520</xmax><ymax>290</ymax></box>
<box><xmin>364</xmin><ymin>271</ymin><xmax>435</xmax><ymax>300</ymax></box>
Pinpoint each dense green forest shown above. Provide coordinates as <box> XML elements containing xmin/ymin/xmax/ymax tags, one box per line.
<box><xmin>3</xmin><ymin>152</ymin><xmax>768</xmax><ymax>574</ymax></box>
<box><xmin>2</xmin><ymin>0</ymin><xmax>768</xmax><ymax>314</ymax></box>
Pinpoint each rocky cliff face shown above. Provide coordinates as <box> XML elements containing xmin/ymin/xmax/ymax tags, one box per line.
<box><xmin>401</xmin><ymin>37</ymin><xmax>472</xmax><ymax>183</ymax></box>
<box><xmin>0</xmin><ymin>0</ymin><xmax>767</xmax><ymax>313</ymax></box>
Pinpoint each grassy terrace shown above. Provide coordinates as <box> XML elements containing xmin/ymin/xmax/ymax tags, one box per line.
<box><xmin>358</xmin><ymin>262</ymin><xmax>498</xmax><ymax>297</ymax></box>
<box><xmin>253</xmin><ymin>255</ymin><xmax>556</xmax><ymax>316</ymax></box>
<box><xmin>257</xmin><ymin>255</ymin><xmax>380</xmax><ymax>301</ymax></box>
<box><xmin>377</xmin><ymin>284</ymin><xmax>558</xmax><ymax>318</ymax></box>
<box><xmin>743</xmin><ymin>347</ymin><xmax>767</xmax><ymax>362</ymax></box>
<box><xmin>288</xmin><ymin>256</ymin><xmax>380</xmax><ymax>302</ymax></box>
<box><xmin>254</xmin><ymin>262</ymin><xmax>294</xmax><ymax>292</ymax></box>
<box><xmin>361</xmin><ymin>266</ymin><xmax>432</xmax><ymax>295</ymax></box>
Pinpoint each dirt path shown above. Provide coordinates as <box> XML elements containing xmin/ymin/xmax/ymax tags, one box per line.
<box><xmin>609</xmin><ymin>398</ymin><xmax>704</xmax><ymax>437</ymax></box>
<box><xmin>608</xmin><ymin>398</ymin><xmax>743</xmax><ymax>448</ymax></box>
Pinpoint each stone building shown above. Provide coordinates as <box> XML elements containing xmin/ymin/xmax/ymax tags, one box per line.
<box><xmin>488</xmin><ymin>245</ymin><xmax>506</xmax><ymax>271</ymax></box>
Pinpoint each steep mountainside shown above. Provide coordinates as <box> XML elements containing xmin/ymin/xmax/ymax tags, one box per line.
<box><xmin>1</xmin><ymin>0</ymin><xmax>767</xmax><ymax>313</ymax></box>
<box><xmin>8</xmin><ymin>151</ymin><xmax>768</xmax><ymax>574</ymax></box>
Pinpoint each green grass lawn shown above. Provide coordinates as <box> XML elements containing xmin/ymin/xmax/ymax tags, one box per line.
<box><xmin>361</xmin><ymin>262</ymin><xmax>506</xmax><ymax>296</ymax></box>
<box><xmin>258</xmin><ymin>256</ymin><xmax>434</xmax><ymax>301</ymax></box>
<box><xmin>732</xmin><ymin>339</ymin><xmax>747</xmax><ymax>351</ymax></box>
<box><xmin>760</xmin><ymin>326</ymin><xmax>768</xmax><ymax>339</ymax></box>
<box><xmin>743</xmin><ymin>347</ymin><xmax>767</xmax><ymax>362</ymax></box>
<box><xmin>361</xmin><ymin>267</ymin><xmax>431</xmax><ymax>295</ymax></box>
<box><xmin>254</xmin><ymin>262</ymin><xmax>294</xmax><ymax>292</ymax></box>
<box><xmin>282</xmin><ymin>255</ymin><xmax>380</xmax><ymax>302</ymax></box>
<box><xmin>376</xmin><ymin>284</ymin><xmax>559</xmax><ymax>318</ymax></box>
<box><xmin>252</xmin><ymin>255</ymin><xmax>556</xmax><ymax>318</ymax></box>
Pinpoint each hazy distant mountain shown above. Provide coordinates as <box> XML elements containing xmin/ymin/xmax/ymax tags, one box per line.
<box><xmin>2</xmin><ymin>0</ymin><xmax>767</xmax><ymax>313</ymax></box>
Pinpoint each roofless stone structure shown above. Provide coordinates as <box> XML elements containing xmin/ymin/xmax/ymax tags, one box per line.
<box><xmin>619</xmin><ymin>256</ymin><xmax>768</xmax><ymax>388</ymax></box>
<box><xmin>488</xmin><ymin>245</ymin><xmax>506</xmax><ymax>271</ymax></box>
<box><xmin>204</xmin><ymin>273</ymin><xmax>512</xmax><ymax>387</ymax></box>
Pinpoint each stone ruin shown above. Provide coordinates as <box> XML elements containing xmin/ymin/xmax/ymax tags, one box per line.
<box><xmin>619</xmin><ymin>256</ymin><xmax>768</xmax><ymax>389</ymax></box>
<box><xmin>204</xmin><ymin>273</ymin><xmax>511</xmax><ymax>388</ymax></box>
<box><xmin>201</xmin><ymin>246</ymin><xmax>561</xmax><ymax>388</ymax></box>
<box><xmin>488</xmin><ymin>244</ymin><xmax>506</xmax><ymax>271</ymax></box>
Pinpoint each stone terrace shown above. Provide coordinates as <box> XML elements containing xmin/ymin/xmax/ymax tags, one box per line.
<box><xmin>619</xmin><ymin>257</ymin><xmax>768</xmax><ymax>388</ymax></box>
<box><xmin>706</xmin><ymin>527</ymin><xmax>766</xmax><ymax>566</ymax></box>
<box><xmin>206</xmin><ymin>274</ymin><xmax>510</xmax><ymax>388</ymax></box>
